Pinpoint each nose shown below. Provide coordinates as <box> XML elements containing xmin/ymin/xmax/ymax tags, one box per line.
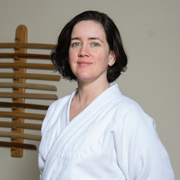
<box><xmin>78</xmin><ymin>45</ymin><xmax>90</xmax><ymax>57</ymax></box>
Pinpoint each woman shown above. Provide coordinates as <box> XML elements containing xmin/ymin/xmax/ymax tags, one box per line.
<box><xmin>38</xmin><ymin>11</ymin><xmax>174</xmax><ymax>180</ymax></box>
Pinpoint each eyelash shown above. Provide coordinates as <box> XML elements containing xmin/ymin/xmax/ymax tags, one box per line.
<box><xmin>71</xmin><ymin>42</ymin><xmax>80</xmax><ymax>47</ymax></box>
<box><xmin>71</xmin><ymin>42</ymin><xmax>100</xmax><ymax>48</ymax></box>
<box><xmin>91</xmin><ymin>42</ymin><xmax>99</xmax><ymax>47</ymax></box>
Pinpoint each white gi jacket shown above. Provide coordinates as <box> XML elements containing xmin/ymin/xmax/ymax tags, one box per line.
<box><xmin>38</xmin><ymin>83</ymin><xmax>174</xmax><ymax>180</ymax></box>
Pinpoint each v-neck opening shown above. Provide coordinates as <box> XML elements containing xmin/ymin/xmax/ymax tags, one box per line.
<box><xmin>66</xmin><ymin>82</ymin><xmax>118</xmax><ymax>124</ymax></box>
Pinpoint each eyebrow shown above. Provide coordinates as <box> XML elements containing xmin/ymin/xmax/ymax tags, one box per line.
<box><xmin>70</xmin><ymin>37</ymin><xmax>104</xmax><ymax>43</ymax></box>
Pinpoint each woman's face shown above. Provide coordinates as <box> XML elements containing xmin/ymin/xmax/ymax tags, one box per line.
<box><xmin>69</xmin><ymin>20</ymin><xmax>115</xmax><ymax>84</ymax></box>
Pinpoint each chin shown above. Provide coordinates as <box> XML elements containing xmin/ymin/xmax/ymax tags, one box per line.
<box><xmin>76</xmin><ymin>73</ymin><xmax>93</xmax><ymax>80</ymax></box>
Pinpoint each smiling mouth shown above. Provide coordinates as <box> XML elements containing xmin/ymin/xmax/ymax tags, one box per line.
<box><xmin>77</xmin><ymin>61</ymin><xmax>92</xmax><ymax>66</ymax></box>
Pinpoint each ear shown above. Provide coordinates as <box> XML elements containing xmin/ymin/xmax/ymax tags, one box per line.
<box><xmin>108</xmin><ymin>51</ymin><xmax>116</xmax><ymax>66</ymax></box>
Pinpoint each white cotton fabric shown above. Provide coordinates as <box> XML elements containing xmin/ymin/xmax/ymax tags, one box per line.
<box><xmin>38</xmin><ymin>83</ymin><xmax>174</xmax><ymax>180</ymax></box>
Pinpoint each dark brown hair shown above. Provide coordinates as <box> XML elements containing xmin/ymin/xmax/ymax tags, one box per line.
<box><xmin>51</xmin><ymin>10</ymin><xmax>127</xmax><ymax>82</ymax></box>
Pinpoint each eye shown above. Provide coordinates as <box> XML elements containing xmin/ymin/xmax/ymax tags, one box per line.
<box><xmin>91</xmin><ymin>42</ymin><xmax>100</xmax><ymax>47</ymax></box>
<box><xmin>72</xmin><ymin>42</ymin><xmax>80</xmax><ymax>47</ymax></box>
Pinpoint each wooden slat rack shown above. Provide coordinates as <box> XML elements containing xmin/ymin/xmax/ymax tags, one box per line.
<box><xmin>0</xmin><ymin>25</ymin><xmax>60</xmax><ymax>157</ymax></box>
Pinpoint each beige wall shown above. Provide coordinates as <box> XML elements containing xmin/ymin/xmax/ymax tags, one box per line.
<box><xmin>0</xmin><ymin>0</ymin><xmax>179</xmax><ymax>179</ymax></box>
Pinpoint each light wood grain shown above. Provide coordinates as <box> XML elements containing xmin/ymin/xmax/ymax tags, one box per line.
<box><xmin>0</xmin><ymin>43</ymin><xmax>55</xmax><ymax>49</ymax></box>
<box><xmin>11</xmin><ymin>25</ymin><xmax>28</xmax><ymax>157</ymax></box>
<box><xmin>0</xmin><ymin>72</ymin><xmax>60</xmax><ymax>81</ymax></box>
<box><xmin>0</xmin><ymin>92</ymin><xmax>58</xmax><ymax>100</ymax></box>
<box><xmin>0</xmin><ymin>82</ymin><xmax>57</xmax><ymax>91</ymax></box>
<box><xmin>0</xmin><ymin>63</ymin><xmax>56</xmax><ymax>70</ymax></box>
<box><xmin>0</xmin><ymin>131</ymin><xmax>41</xmax><ymax>141</ymax></box>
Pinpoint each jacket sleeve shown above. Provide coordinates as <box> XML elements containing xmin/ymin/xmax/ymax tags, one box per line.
<box><xmin>115</xmin><ymin>105</ymin><xmax>175</xmax><ymax>180</ymax></box>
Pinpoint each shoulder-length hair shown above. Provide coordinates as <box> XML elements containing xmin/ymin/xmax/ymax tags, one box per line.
<box><xmin>51</xmin><ymin>10</ymin><xmax>127</xmax><ymax>82</ymax></box>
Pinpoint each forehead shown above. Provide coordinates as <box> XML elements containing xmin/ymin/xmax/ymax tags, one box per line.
<box><xmin>71</xmin><ymin>20</ymin><xmax>106</xmax><ymax>38</ymax></box>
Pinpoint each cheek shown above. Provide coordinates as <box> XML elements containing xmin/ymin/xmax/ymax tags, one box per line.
<box><xmin>93</xmin><ymin>51</ymin><xmax>109</xmax><ymax>64</ymax></box>
<box><xmin>91</xmin><ymin>50</ymin><xmax>105</xmax><ymax>59</ymax></box>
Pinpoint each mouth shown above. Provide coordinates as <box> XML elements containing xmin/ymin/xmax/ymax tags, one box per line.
<box><xmin>77</xmin><ymin>61</ymin><xmax>92</xmax><ymax>67</ymax></box>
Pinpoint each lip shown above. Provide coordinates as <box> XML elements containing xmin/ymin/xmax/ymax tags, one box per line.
<box><xmin>77</xmin><ymin>61</ymin><xmax>92</xmax><ymax>67</ymax></box>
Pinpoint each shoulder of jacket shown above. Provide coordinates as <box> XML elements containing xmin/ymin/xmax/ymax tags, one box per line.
<box><xmin>48</xmin><ymin>94</ymin><xmax>71</xmax><ymax>111</ymax></box>
<box><xmin>114</xmin><ymin>94</ymin><xmax>143</xmax><ymax>113</ymax></box>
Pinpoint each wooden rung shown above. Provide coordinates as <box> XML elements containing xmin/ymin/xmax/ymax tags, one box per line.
<box><xmin>0</xmin><ymin>111</ymin><xmax>45</xmax><ymax>120</ymax></box>
<box><xmin>0</xmin><ymin>122</ymin><xmax>41</xmax><ymax>130</ymax></box>
<box><xmin>0</xmin><ymin>141</ymin><xmax>37</xmax><ymax>150</ymax></box>
<box><xmin>0</xmin><ymin>82</ymin><xmax>57</xmax><ymax>91</ymax></box>
<box><xmin>0</xmin><ymin>53</ymin><xmax>50</xmax><ymax>59</ymax></box>
<box><xmin>0</xmin><ymin>63</ymin><xmax>56</xmax><ymax>70</ymax></box>
<box><xmin>0</xmin><ymin>102</ymin><xmax>48</xmax><ymax>110</ymax></box>
<box><xmin>0</xmin><ymin>73</ymin><xmax>60</xmax><ymax>81</ymax></box>
<box><xmin>0</xmin><ymin>92</ymin><xmax>58</xmax><ymax>100</ymax></box>
<box><xmin>0</xmin><ymin>131</ymin><xmax>41</xmax><ymax>141</ymax></box>
<box><xmin>0</xmin><ymin>43</ymin><xmax>55</xmax><ymax>49</ymax></box>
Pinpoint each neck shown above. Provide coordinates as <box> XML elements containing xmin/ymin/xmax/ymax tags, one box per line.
<box><xmin>75</xmin><ymin>79</ymin><xmax>110</xmax><ymax>106</ymax></box>
<box><xmin>69</xmin><ymin>79</ymin><xmax>110</xmax><ymax>121</ymax></box>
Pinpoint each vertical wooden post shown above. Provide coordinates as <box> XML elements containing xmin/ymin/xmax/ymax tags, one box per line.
<box><xmin>11</xmin><ymin>25</ymin><xmax>27</xmax><ymax>157</ymax></box>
